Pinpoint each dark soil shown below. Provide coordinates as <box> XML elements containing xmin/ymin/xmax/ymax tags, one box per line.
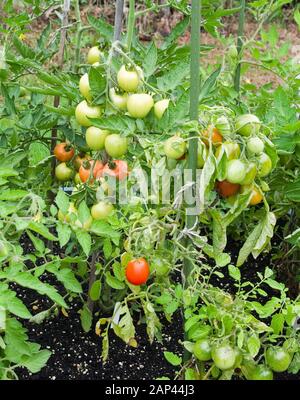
<box><xmin>16</xmin><ymin>298</ymin><xmax>182</xmax><ymax>380</ymax></box>
<box><xmin>13</xmin><ymin>231</ymin><xmax>300</xmax><ymax>381</ymax></box>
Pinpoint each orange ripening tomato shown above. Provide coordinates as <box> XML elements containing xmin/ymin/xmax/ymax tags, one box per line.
<box><xmin>249</xmin><ymin>187</ymin><xmax>263</xmax><ymax>206</ymax></box>
<box><xmin>54</xmin><ymin>142</ymin><xmax>75</xmax><ymax>162</ymax></box>
<box><xmin>216</xmin><ymin>180</ymin><xmax>240</xmax><ymax>198</ymax></box>
<box><xmin>79</xmin><ymin>160</ymin><xmax>104</xmax><ymax>183</ymax></box>
<box><xmin>202</xmin><ymin>126</ymin><xmax>223</xmax><ymax>146</ymax></box>
<box><xmin>102</xmin><ymin>160</ymin><xmax>129</xmax><ymax>181</ymax></box>
<box><xmin>126</xmin><ymin>258</ymin><xmax>150</xmax><ymax>286</ymax></box>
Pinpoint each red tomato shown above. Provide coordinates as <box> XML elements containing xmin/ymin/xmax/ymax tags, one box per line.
<box><xmin>54</xmin><ymin>142</ymin><xmax>75</xmax><ymax>162</ymax></box>
<box><xmin>126</xmin><ymin>258</ymin><xmax>150</xmax><ymax>285</ymax></box>
<box><xmin>79</xmin><ymin>160</ymin><xmax>104</xmax><ymax>183</ymax></box>
<box><xmin>216</xmin><ymin>180</ymin><xmax>240</xmax><ymax>198</ymax></box>
<box><xmin>102</xmin><ymin>160</ymin><xmax>129</xmax><ymax>181</ymax></box>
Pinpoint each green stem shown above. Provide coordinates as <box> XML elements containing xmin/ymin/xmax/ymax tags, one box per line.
<box><xmin>135</xmin><ymin>3</ymin><xmax>169</xmax><ymax>16</ymax></box>
<box><xmin>183</xmin><ymin>0</ymin><xmax>201</xmax><ymax>362</ymax></box>
<box><xmin>234</xmin><ymin>0</ymin><xmax>246</xmax><ymax>93</ymax></box>
<box><xmin>127</xmin><ymin>0</ymin><xmax>136</xmax><ymax>52</ymax></box>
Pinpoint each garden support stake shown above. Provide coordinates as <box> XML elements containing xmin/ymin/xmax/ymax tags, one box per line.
<box><xmin>234</xmin><ymin>0</ymin><xmax>246</xmax><ymax>93</ymax></box>
<box><xmin>50</xmin><ymin>0</ymin><xmax>70</xmax><ymax>194</ymax></box>
<box><xmin>87</xmin><ymin>0</ymin><xmax>125</xmax><ymax>314</ymax></box>
<box><xmin>183</xmin><ymin>0</ymin><xmax>201</xmax><ymax>362</ymax></box>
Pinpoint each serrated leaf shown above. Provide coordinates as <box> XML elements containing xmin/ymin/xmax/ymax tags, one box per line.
<box><xmin>55</xmin><ymin>190</ymin><xmax>70</xmax><ymax>214</ymax></box>
<box><xmin>89</xmin><ymin>280</ymin><xmax>101</xmax><ymax>301</ymax></box>
<box><xmin>157</xmin><ymin>58</ymin><xmax>190</xmax><ymax>91</ymax></box>
<box><xmin>22</xmin><ymin>349</ymin><xmax>51</xmax><ymax>373</ymax></box>
<box><xmin>247</xmin><ymin>334</ymin><xmax>261</xmax><ymax>357</ymax></box>
<box><xmin>163</xmin><ymin>351</ymin><xmax>182</xmax><ymax>366</ymax></box>
<box><xmin>76</xmin><ymin>230</ymin><xmax>91</xmax><ymax>256</ymax></box>
<box><xmin>79</xmin><ymin>305</ymin><xmax>92</xmax><ymax>333</ymax></box>
<box><xmin>105</xmin><ymin>272</ymin><xmax>125</xmax><ymax>290</ymax></box>
<box><xmin>56</xmin><ymin>222</ymin><xmax>72</xmax><ymax>247</ymax></box>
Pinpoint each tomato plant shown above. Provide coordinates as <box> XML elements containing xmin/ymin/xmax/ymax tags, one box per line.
<box><xmin>0</xmin><ymin>0</ymin><xmax>298</xmax><ymax>382</ymax></box>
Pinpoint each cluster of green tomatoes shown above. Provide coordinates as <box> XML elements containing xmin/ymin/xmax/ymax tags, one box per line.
<box><xmin>193</xmin><ymin>338</ymin><xmax>296</xmax><ymax>380</ymax></box>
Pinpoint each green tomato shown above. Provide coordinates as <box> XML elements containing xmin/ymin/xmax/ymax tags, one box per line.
<box><xmin>212</xmin><ymin>344</ymin><xmax>236</xmax><ymax>371</ymax></box>
<box><xmin>91</xmin><ymin>201</ymin><xmax>114</xmax><ymax>220</ymax></box>
<box><xmin>215</xmin><ymin>116</ymin><xmax>231</xmax><ymax>135</ymax></box>
<box><xmin>236</xmin><ymin>114</ymin><xmax>261</xmax><ymax>137</ymax></box>
<box><xmin>79</xmin><ymin>73</ymin><xmax>91</xmax><ymax>102</ymax></box>
<box><xmin>75</xmin><ymin>100</ymin><xmax>102</xmax><ymax>127</ymax></box>
<box><xmin>0</xmin><ymin>242</ymin><xmax>9</xmax><ymax>258</ymax></box>
<box><xmin>193</xmin><ymin>339</ymin><xmax>212</xmax><ymax>361</ymax></box>
<box><xmin>247</xmin><ymin>137</ymin><xmax>264</xmax><ymax>155</ymax></box>
<box><xmin>240</xmin><ymin>162</ymin><xmax>257</xmax><ymax>185</ymax></box>
<box><xmin>251</xmin><ymin>365</ymin><xmax>273</xmax><ymax>380</ymax></box>
<box><xmin>226</xmin><ymin>159</ymin><xmax>247</xmax><ymax>184</ymax></box>
<box><xmin>86</xmin><ymin>126</ymin><xmax>110</xmax><ymax>151</ymax></box>
<box><xmin>127</xmin><ymin>93</ymin><xmax>154</xmax><ymax>119</ymax></box>
<box><xmin>265</xmin><ymin>346</ymin><xmax>292</xmax><ymax>372</ymax></box>
<box><xmin>87</xmin><ymin>46</ymin><xmax>102</xmax><ymax>65</ymax></box>
<box><xmin>164</xmin><ymin>136</ymin><xmax>186</xmax><ymax>160</ymax></box>
<box><xmin>74</xmin><ymin>173</ymin><xmax>81</xmax><ymax>185</ymax></box>
<box><xmin>257</xmin><ymin>153</ymin><xmax>272</xmax><ymax>177</ymax></box>
<box><xmin>109</xmin><ymin>88</ymin><xmax>128</xmax><ymax>111</ymax></box>
<box><xmin>215</xmin><ymin>142</ymin><xmax>240</xmax><ymax>160</ymax></box>
<box><xmin>55</xmin><ymin>163</ymin><xmax>73</xmax><ymax>181</ymax></box>
<box><xmin>197</xmin><ymin>141</ymin><xmax>208</xmax><ymax>168</ymax></box>
<box><xmin>117</xmin><ymin>65</ymin><xmax>141</xmax><ymax>92</ymax></box>
<box><xmin>154</xmin><ymin>99</ymin><xmax>170</xmax><ymax>120</ymax></box>
<box><xmin>105</xmin><ymin>134</ymin><xmax>128</xmax><ymax>158</ymax></box>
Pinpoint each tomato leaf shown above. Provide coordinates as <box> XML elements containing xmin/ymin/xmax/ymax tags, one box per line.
<box><xmin>75</xmin><ymin>230</ymin><xmax>91</xmax><ymax>257</ymax></box>
<box><xmin>79</xmin><ymin>305</ymin><xmax>92</xmax><ymax>333</ymax></box>
<box><xmin>163</xmin><ymin>351</ymin><xmax>182</xmax><ymax>366</ymax></box>
<box><xmin>105</xmin><ymin>272</ymin><xmax>125</xmax><ymax>290</ymax></box>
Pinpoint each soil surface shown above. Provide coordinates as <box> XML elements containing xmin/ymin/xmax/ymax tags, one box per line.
<box><xmin>14</xmin><ymin>233</ymin><xmax>300</xmax><ymax>381</ymax></box>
